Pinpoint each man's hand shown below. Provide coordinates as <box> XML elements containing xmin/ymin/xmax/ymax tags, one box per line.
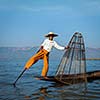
<box><xmin>65</xmin><ymin>46</ymin><xmax>69</xmax><ymax>49</ymax></box>
<box><xmin>40</xmin><ymin>46</ymin><xmax>43</xmax><ymax>50</ymax></box>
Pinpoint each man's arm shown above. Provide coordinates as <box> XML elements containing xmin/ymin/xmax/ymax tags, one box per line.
<box><xmin>54</xmin><ymin>41</ymin><xmax>65</xmax><ymax>50</ymax></box>
<box><xmin>54</xmin><ymin>41</ymin><xmax>69</xmax><ymax>50</ymax></box>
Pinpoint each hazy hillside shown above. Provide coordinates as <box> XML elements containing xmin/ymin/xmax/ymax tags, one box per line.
<box><xmin>86</xmin><ymin>47</ymin><xmax>100</xmax><ymax>59</ymax></box>
<box><xmin>0</xmin><ymin>47</ymin><xmax>100</xmax><ymax>61</ymax></box>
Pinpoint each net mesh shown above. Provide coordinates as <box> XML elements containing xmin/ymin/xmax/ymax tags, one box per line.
<box><xmin>55</xmin><ymin>32</ymin><xmax>87</xmax><ymax>86</ymax></box>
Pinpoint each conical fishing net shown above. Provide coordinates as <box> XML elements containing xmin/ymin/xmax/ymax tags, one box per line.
<box><xmin>55</xmin><ymin>32</ymin><xmax>87</xmax><ymax>86</ymax></box>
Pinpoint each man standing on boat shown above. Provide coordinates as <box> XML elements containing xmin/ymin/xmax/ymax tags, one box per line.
<box><xmin>24</xmin><ymin>32</ymin><xmax>68</xmax><ymax>79</ymax></box>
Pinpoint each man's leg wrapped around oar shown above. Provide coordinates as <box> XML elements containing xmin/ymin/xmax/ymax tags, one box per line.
<box><xmin>24</xmin><ymin>49</ymin><xmax>49</xmax><ymax>77</ymax></box>
<box><xmin>13</xmin><ymin>49</ymin><xmax>49</xmax><ymax>85</ymax></box>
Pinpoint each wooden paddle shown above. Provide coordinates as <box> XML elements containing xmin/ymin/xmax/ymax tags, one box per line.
<box><xmin>13</xmin><ymin>68</ymin><xmax>27</xmax><ymax>86</ymax></box>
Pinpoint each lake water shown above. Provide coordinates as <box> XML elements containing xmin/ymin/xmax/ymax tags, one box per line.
<box><xmin>0</xmin><ymin>49</ymin><xmax>100</xmax><ymax>100</ymax></box>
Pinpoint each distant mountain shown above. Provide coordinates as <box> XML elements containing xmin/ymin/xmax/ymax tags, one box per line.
<box><xmin>0</xmin><ymin>47</ymin><xmax>38</xmax><ymax>61</ymax></box>
<box><xmin>86</xmin><ymin>47</ymin><xmax>100</xmax><ymax>59</ymax></box>
<box><xmin>0</xmin><ymin>47</ymin><xmax>100</xmax><ymax>61</ymax></box>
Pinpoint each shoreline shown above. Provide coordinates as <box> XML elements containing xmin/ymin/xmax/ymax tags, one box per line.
<box><xmin>86</xmin><ymin>58</ymin><xmax>100</xmax><ymax>60</ymax></box>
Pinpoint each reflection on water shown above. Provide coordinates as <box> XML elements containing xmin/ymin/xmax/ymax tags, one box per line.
<box><xmin>14</xmin><ymin>80</ymin><xmax>99</xmax><ymax>100</ymax></box>
<box><xmin>0</xmin><ymin>58</ymin><xmax>100</xmax><ymax>99</ymax></box>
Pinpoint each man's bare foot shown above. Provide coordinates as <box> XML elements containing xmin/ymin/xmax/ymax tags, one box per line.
<box><xmin>35</xmin><ymin>76</ymin><xmax>49</xmax><ymax>80</ymax></box>
<box><xmin>43</xmin><ymin>76</ymin><xmax>49</xmax><ymax>79</ymax></box>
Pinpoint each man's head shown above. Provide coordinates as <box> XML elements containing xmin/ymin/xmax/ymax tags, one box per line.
<box><xmin>45</xmin><ymin>32</ymin><xmax>58</xmax><ymax>40</ymax></box>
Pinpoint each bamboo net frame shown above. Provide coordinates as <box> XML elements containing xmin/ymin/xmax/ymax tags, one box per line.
<box><xmin>55</xmin><ymin>32</ymin><xmax>87</xmax><ymax>86</ymax></box>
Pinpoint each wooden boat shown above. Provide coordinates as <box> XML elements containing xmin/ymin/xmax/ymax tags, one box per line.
<box><xmin>36</xmin><ymin>70</ymin><xmax>100</xmax><ymax>84</ymax></box>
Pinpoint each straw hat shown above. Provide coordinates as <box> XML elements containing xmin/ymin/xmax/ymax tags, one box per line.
<box><xmin>45</xmin><ymin>32</ymin><xmax>58</xmax><ymax>37</ymax></box>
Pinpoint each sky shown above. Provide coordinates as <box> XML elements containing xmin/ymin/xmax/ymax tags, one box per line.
<box><xmin>0</xmin><ymin>0</ymin><xmax>100</xmax><ymax>48</ymax></box>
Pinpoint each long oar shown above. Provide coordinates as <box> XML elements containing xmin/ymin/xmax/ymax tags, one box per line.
<box><xmin>13</xmin><ymin>68</ymin><xmax>27</xmax><ymax>86</ymax></box>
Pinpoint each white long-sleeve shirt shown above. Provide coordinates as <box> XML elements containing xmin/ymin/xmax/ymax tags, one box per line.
<box><xmin>41</xmin><ymin>39</ymin><xmax>65</xmax><ymax>52</ymax></box>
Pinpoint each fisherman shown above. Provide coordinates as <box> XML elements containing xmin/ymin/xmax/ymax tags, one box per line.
<box><xmin>24</xmin><ymin>32</ymin><xmax>68</xmax><ymax>79</ymax></box>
